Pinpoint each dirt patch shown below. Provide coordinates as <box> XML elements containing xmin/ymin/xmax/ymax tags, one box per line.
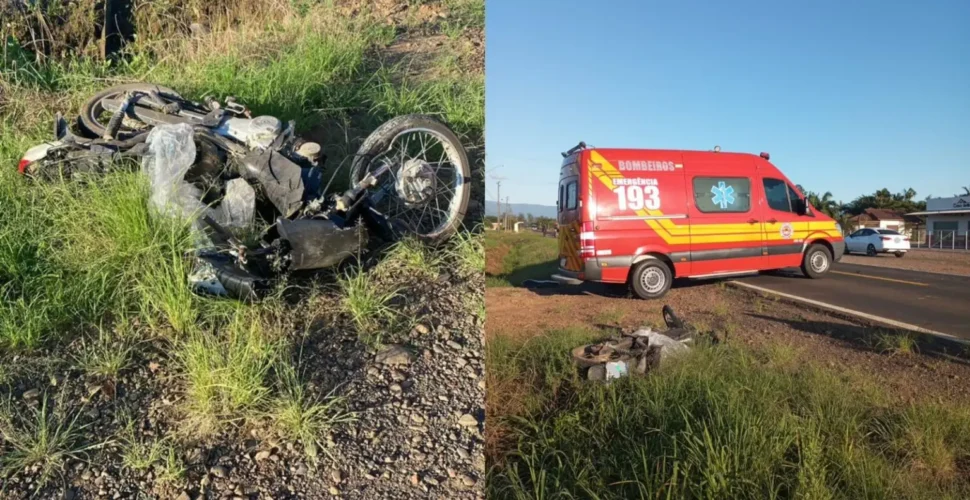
<box><xmin>380</xmin><ymin>33</ymin><xmax>484</xmax><ymax>83</ymax></box>
<box><xmin>842</xmin><ymin>250</ymin><xmax>970</xmax><ymax>277</ymax></box>
<box><xmin>485</xmin><ymin>243</ymin><xmax>510</xmax><ymax>276</ymax></box>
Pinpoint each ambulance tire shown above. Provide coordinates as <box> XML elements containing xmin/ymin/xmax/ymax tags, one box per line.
<box><xmin>801</xmin><ymin>244</ymin><xmax>832</xmax><ymax>279</ymax></box>
<box><xmin>630</xmin><ymin>260</ymin><xmax>673</xmax><ymax>299</ymax></box>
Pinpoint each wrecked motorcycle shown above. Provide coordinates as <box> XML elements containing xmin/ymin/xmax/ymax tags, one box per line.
<box><xmin>18</xmin><ymin>83</ymin><xmax>471</xmax><ymax>299</ymax></box>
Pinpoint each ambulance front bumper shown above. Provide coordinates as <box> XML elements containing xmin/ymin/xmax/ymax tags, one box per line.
<box><xmin>833</xmin><ymin>241</ymin><xmax>845</xmax><ymax>262</ymax></box>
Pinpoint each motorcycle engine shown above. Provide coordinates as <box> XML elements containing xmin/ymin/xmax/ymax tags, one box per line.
<box><xmin>215</xmin><ymin>115</ymin><xmax>282</xmax><ymax>150</ymax></box>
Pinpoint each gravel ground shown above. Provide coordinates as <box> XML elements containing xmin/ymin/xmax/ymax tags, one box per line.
<box><xmin>0</xmin><ymin>266</ymin><xmax>484</xmax><ymax>500</ymax></box>
<box><xmin>841</xmin><ymin>249</ymin><xmax>970</xmax><ymax>276</ymax></box>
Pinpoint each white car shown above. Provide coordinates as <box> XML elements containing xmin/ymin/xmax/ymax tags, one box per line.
<box><xmin>844</xmin><ymin>228</ymin><xmax>911</xmax><ymax>257</ymax></box>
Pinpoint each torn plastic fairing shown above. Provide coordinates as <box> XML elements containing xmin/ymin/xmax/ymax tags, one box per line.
<box><xmin>141</xmin><ymin>123</ymin><xmax>255</xmax><ymax>231</ymax></box>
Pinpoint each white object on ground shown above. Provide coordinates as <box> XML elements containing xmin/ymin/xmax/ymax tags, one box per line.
<box><xmin>631</xmin><ymin>328</ymin><xmax>691</xmax><ymax>360</ymax></box>
<box><xmin>605</xmin><ymin>361</ymin><xmax>628</xmax><ymax>380</ymax></box>
<box><xmin>142</xmin><ymin>123</ymin><xmax>206</xmax><ymax>220</ymax></box>
<box><xmin>218</xmin><ymin>178</ymin><xmax>256</xmax><ymax>228</ymax></box>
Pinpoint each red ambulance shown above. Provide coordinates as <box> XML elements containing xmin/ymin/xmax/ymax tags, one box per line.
<box><xmin>553</xmin><ymin>143</ymin><xmax>845</xmax><ymax>299</ymax></box>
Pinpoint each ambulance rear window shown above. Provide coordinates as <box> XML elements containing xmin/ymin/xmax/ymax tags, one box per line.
<box><xmin>566</xmin><ymin>181</ymin><xmax>578</xmax><ymax>210</ymax></box>
<box><xmin>693</xmin><ymin>177</ymin><xmax>751</xmax><ymax>213</ymax></box>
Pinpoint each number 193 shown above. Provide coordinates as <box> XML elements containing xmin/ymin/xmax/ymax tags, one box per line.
<box><xmin>613</xmin><ymin>185</ymin><xmax>660</xmax><ymax>211</ymax></box>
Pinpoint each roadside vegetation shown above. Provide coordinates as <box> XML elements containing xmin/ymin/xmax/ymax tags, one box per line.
<box><xmin>485</xmin><ymin>231</ymin><xmax>970</xmax><ymax>499</ymax></box>
<box><xmin>485</xmin><ymin>230</ymin><xmax>559</xmax><ymax>287</ymax></box>
<box><xmin>1</xmin><ymin>0</ymin><xmax>484</xmax><ymax>496</ymax></box>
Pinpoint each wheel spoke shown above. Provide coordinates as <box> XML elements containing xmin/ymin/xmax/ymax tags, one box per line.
<box><xmin>359</xmin><ymin>128</ymin><xmax>464</xmax><ymax>237</ymax></box>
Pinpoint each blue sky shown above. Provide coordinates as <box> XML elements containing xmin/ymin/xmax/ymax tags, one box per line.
<box><xmin>485</xmin><ymin>0</ymin><xmax>969</xmax><ymax>207</ymax></box>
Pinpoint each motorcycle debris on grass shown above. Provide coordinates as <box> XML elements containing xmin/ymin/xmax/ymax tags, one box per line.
<box><xmin>18</xmin><ymin>83</ymin><xmax>472</xmax><ymax>300</ymax></box>
<box><xmin>572</xmin><ymin>306</ymin><xmax>721</xmax><ymax>381</ymax></box>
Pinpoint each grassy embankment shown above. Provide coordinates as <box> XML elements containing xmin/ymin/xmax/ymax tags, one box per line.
<box><xmin>485</xmin><ymin>231</ymin><xmax>970</xmax><ymax>499</ymax></box>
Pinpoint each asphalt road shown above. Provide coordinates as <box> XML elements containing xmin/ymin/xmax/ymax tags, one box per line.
<box><xmin>734</xmin><ymin>262</ymin><xmax>970</xmax><ymax>340</ymax></box>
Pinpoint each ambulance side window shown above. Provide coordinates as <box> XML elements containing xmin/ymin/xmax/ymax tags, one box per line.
<box><xmin>763</xmin><ymin>178</ymin><xmax>792</xmax><ymax>212</ymax></box>
<box><xmin>565</xmin><ymin>181</ymin><xmax>578</xmax><ymax>210</ymax></box>
<box><xmin>693</xmin><ymin>177</ymin><xmax>751</xmax><ymax>213</ymax></box>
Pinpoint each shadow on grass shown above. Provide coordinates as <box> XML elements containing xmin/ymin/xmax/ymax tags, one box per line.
<box><xmin>486</xmin><ymin>260</ymin><xmax>560</xmax><ymax>288</ymax></box>
<box><xmin>746</xmin><ymin>312</ymin><xmax>970</xmax><ymax>366</ymax></box>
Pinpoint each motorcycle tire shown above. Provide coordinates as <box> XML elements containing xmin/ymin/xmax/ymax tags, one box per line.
<box><xmin>350</xmin><ymin>114</ymin><xmax>471</xmax><ymax>243</ymax></box>
<box><xmin>79</xmin><ymin>83</ymin><xmax>181</xmax><ymax>139</ymax></box>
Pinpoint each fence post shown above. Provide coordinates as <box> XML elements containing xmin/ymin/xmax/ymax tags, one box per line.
<box><xmin>952</xmin><ymin>230</ymin><xmax>955</xmax><ymax>250</ymax></box>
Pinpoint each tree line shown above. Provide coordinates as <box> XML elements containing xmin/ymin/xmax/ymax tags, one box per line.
<box><xmin>486</xmin><ymin>185</ymin><xmax>970</xmax><ymax>231</ymax></box>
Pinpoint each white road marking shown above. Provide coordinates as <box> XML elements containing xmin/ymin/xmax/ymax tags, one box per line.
<box><xmin>728</xmin><ymin>281</ymin><xmax>970</xmax><ymax>346</ymax></box>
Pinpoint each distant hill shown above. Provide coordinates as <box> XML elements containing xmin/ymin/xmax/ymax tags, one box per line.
<box><xmin>485</xmin><ymin>200</ymin><xmax>557</xmax><ymax>219</ymax></box>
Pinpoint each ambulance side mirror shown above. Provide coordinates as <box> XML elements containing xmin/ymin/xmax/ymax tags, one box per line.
<box><xmin>795</xmin><ymin>198</ymin><xmax>811</xmax><ymax>216</ymax></box>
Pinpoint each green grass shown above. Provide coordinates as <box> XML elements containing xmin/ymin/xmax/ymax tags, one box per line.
<box><xmin>487</xmin><ymin>329</ymin><xmax>970</xmax><ymax>499</ymax></box>
<box><xmin>0</xmin><ymin>395</ymin><xmax>108</xmax><ymax>492</ymax></box>
<box><xmin>73</xmin><ymin>326</ymin><xmax>134</xmax><ymax>380</ymax></box>
<box><xmin>381</xmin><ymin>237</ymin><xmax>442</xmax><ymax>278</ymax></box>
<box><xmin>485</xmin><ymin>231</ymin><xmax>559</xmax><ymax>287</ymax></box>
<box><xmin>1</xmin><ymin>0</ymin><xmax>483</xmax><ymax>490</ymax></box>
<box><xmin>874</xmin><ymin>331</ymin><xmax>919</xmax><ymax>356</ymax></box>
<box><xmin>0</xmin><ymin>1</ymin><xmax>483</xmax><ymax>353</ymax></box>
<box><xmin>0</xmin><ymin>169</ymin><xmax>199</xmax><ymax>349</ymax></box>
<box><xmin>118</xmin><ymin>421</ymin><xmax>186</xmax><ymax>486</ymax></box>
<box><xmin>269</xmin><ymin>362</ymin><xmax>355</xmax><ymax>465</ymax></box>
<box><xmin>176</xmin><ymin>311</ymin><xmax>283</xmax><ymax>436</ymax></box>
<box><xmin>338</xmin><ymin>266</ymin><xmax>401</xmax><ymax>346</ymax></box>
<box><xmin>447</xmin><ymin>228</ymin><xmax>486</xmax><ymax>274</ymax></box>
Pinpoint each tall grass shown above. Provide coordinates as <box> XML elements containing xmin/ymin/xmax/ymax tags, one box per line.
<box><xmin>0</xmin><ymin>168</ymin><xmax>198</xmax><ymax>349</ymax></box>
<box><xmin>0</xmin><ymin>0</ymin><xmax>483</xmax><ymax>353</ymax></box>
<box><xmin>176</xmin><ymin>310</ymin><xmax>283</xmax><ymax>436</ymax></box>
<box><xmin>338</xmin><ymin>266</ymin><xmax>401</xmax><ymax>345</ymax></box>
<box><xmin>487</xmin><ymin>331</ymin><xmax>970</xmax><ymax>499</ymax></box>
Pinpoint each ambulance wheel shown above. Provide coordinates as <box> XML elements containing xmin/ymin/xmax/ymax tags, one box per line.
<box><xmin>801</xmin><ymin>244</ymin><xmax>832</xmax><ymax>279</ymax></box>
<box><xmin>895</xmin><ymin>252</ymin><xmax>905</xmax><ymax>258</ymax></box>
<box><xmin>630</xmin><ymin>260</ymin><xmax>672</xmax><ymax>299</ymax></box>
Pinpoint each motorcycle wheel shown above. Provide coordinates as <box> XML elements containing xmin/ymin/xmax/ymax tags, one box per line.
<box><xmin>79</xmin><ymin>83</ymin><xmax>181</xmax><ymax>139</ymax></box>
<box><xmin>350</xmin><ymin>114</ymin><xmax>471</xmax><ymax>243</ymax></box>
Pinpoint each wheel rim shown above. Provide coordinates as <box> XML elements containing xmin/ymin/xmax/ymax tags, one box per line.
<box><xmin>640</xmin><ymin>267</ymin><xmax>666</xmax><ymax>294</ymax></box>
<box><xmin>86</xmin><ymin>87</ymin><xmax>182</xmax><ymax>138</ymax></box>
<box><xmin>867</xmin><ymin>245</ymin><xmax>876</xmax><ymax>256</ymax></box>
<box><xmin>366</xmin><ymin>128</ymin><xmax>466</xmax><ymax>239</ymax></box>
<box><xmin>89</xmin><ymin>93</ymin><xmax>150</xmax><ymax>136</ymax></box>
<box><xmin>810</xmin><ymin>251</ymin><xmax>829</xmax><ymax>273</ymax></box>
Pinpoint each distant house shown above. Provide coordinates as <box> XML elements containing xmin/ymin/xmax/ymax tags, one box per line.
<box><xmin>847</xmin><ymin>208</ymin><xmax>913</xmax><ymax>235</ymax></box>
<box><xmin>907</xmin><ymin>195</ymin><xmax>970</xmax><ymax>246</ymax></box>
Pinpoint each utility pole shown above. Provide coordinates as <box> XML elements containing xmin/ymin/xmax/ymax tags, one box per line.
<box><xmin>496</xmin><ymin>180</ymin><xmax>501</xmax><ymax>231</ymax></box>
<box><xmin>506</xmin><ymin>197</ymin><xmax>511</xmax><ymax>231</ymax></box>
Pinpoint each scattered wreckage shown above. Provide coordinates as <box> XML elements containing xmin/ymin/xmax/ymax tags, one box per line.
<box><xmin>573</xmin><ymin>306</ymin><xmax>719</xmax><ymax>380</ymax></box>
<box><xmin>18</xmin><ymin>83</ymin><xmax>471</xmax><ymax>299</ymax></box>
